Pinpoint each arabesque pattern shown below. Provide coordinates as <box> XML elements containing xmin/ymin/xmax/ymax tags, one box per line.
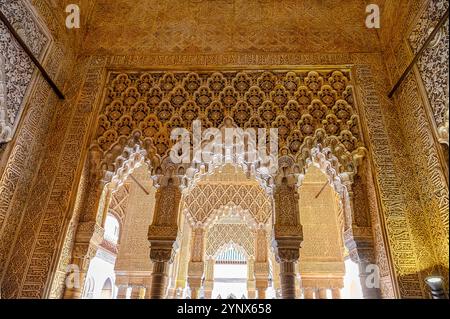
<box><xmin>184</xmin><ymin>184</ymin><xmax>271</xmax><ymax>224</ymax></box>
<box><xmin>92</xmin><ymin>70</ymin><xmax>363</xmax><ymax>174</ymax></box>
<box><xmin>205</xmin><ymin>223</ymin><xmax>254</xmax><ymax>258</ymax></box>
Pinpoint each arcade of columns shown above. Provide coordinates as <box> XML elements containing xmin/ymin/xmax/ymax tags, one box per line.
<box><xmin>93</xmin><ymin>163</ymin><xmax>349</xmax><ymax>300</ymax></box>
<box><xmin>62</xmin><ymin>69</ymin><xmax>383</xmax><ymax>299</ymax></box>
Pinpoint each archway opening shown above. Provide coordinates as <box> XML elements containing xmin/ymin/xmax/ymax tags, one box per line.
<box><xmin>81</xmin><ymin>164</ymin><xmax>158</xmax><ymax>299</ymax></box>
<box><xmin>212</xmin><ymin>244</ymin><xmax>248</xmax><ymax>299</ymax></box>
<box><xmin>82</xmin><ymin>213</ymin><xmax>121</xmax><ymax>299</ymax></box>
<box><xmin>100</xmin><ymin>278</ymin><xmax>113</xmax><ymax>299</ymax></box>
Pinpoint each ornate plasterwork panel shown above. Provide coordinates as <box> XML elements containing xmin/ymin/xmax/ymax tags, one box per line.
<box><xmin>408</xmin><ymin>1</ymin><xmax>449</xmax><ymax>144</ymax></box>
<box><xmin>205</xmin><ymin>223</ymin><xmax>254</xmax><ymax>259</ymax></box>
<box><xmin>184</xmin><ymin>183</ymin><xmax>271</xmax><ymax>225</ymax></box>
<box><xmin>83</xmin><ymin>0</ymin><xmax>380</xmax><ymax>55</ymax></box>
<box><xmin>108</xmin><ymin>183</ymin><xmax>130</xmax><ymax>227</ymax></box>
<box><xmin>0</xmin><ymin>0</ymin><xmax>50</xmax><ymax>143</ymax></box>
<box><xmin>93</xmin><ymin>69</ymin><xmax>364</xmax><ymax>182</ymax></box>
<box><xmin>0</xmin><ymin>54</ymin><xmax>99</xmax><ymax>299</ymax></box>
<box><xmin>197</xmin><ymin>163</ymin><xmax>259</xmax><ymax>186</ymax></box>
<box><xmin>355</xmin><ymin>64</ymin><xmax>422</xmax><ymax>298</ymax></box>
<box><xmin>408</xmin><ymin>0</ymin><xmax>448</xmax><ymax>53</ymax></box>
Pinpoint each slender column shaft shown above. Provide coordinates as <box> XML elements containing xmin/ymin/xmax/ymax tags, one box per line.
<box><xmin>188</xmin><ymin>276</ymin><xmax>202</xmax><ymax>299</ymax></box>
<box><xmin>257</xmin><ymin>288</ymin><xmax>266</xmax><ymax>299</ymax></box>
<box><xmin>130</xmin><ymin>286</ymin><xmax>141</xmax><ymax>299</ymax></box>
<box><xmin>150</xmin><ymin>262</ymin><xmax>169</xmax><ymax>299</ymax></box>
<box><xmin>117</xmin><ymin>285</ymin><xmax>128</xmax><ymax>299</ymax></box>
<box><xmin>318</xmin><ymin>288</ymin><xmax>328</xmax><ymax>299</ymax></box>
<box><xmin>331</xmin><ymin>288</ymin><xmax>341</xmax><ymax>299</ymax></box>
<box><xmin>204</xmin><ymin>289</ymin><xmax>213</xmax><ymax>299</ymax></box>
<box><xmin>204</xmin><ymin>259</ymin><xmax>215</xmax><ymax>299</ymax></box>
<box><xmin>144</xmin><ymin>285</ymin><xmax>152</xmax><ymax>299</ymax></box>
<box><xmin>191</xmin><ymin>288</ymin><xmax>199</xmax><ymax>299</ymax></box>
<box><xmin>255</xmin><ymin>278</ymin><xmax>268</xmax><ymax>299</ymax></box>
<box><xmin>280</xmin><ymin>261</ymin><xmax>296</xmax><ymax>299</ymax></box>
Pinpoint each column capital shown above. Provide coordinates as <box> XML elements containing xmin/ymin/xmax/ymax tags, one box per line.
<box><xmin>149</xmin><ymin>241</ymin><xmax>177</xmax><ymax>264</ymax></box>
<box><xmin>272</xmin><ymin>244</ymin><xmax>301</xmax><ymax>263</ymax></box>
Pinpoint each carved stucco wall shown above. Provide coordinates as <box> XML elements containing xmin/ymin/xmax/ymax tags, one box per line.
<box><xmin>408</xmin><ymin>0</ymin><xmax>449</xmax><ymax>145</ymax></box>
<box><xmin>205</xmin><ymin>220</ymin><xmax>255</xmax><ymax>259</ymax></box>
<box><xmin>184</xmin><ymin>164</ymin><xmax>272</xmax><ymax>226</ymax></box>
<box><xmin>0</xmin><ymin>0</ymin><xmax>84</xmax><ymax>298</ymax></box>
<box><xmin>382</xmin><ymin>0</ymin><xmax>449</xmax><ymax>295</ymax></box>
<box><xmin>114</xmin><ymin>165</ymin><xmax>155</xmax><ymax>274</ymax></box>
<box><xmin>0</xmin><ymin>0</ymin><xmax>50</xmax><ymax>145</ymax></box>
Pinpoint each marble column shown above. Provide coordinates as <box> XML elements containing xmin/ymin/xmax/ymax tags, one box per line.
<box><xmin>279</xmin><ymin>258</ymin><xmax>297</xmax><ymax>299</ymax></box>
<box><xmin>174</xmin><ymin>220</ymin><xmax>191</xmax><ymax>299</ymax></box>
<box><xmin>318</xmin><ymin>288</ymin><xmax>328</xmax><ymax>299</ymax></box>
<box><xmin>254</xmin><ymin>227</ymin><xmax>270</xmax><ymax>299</ymax></box>
<box><xmin>166</xmin><ymin>263</ymin><xmax>178</xmax><ymax>298</ymax></box>
<box><xmin>295</xmin><ymin>273</ymin><xmax>302</xmax><ymax>299</ymax></box>
<box><xmin>149</xmin><ymin>260</ymin><xmax>170</xmax><ymax>299</ymax></box>
<box><xmin>64</xmin><ymin>176</ymin><xmax>108</xmax><ymax>299</ymax></box>
<box><xmin>331</xmin><ymin>288</ymin><xmax>341</xmax><ymax>299</ymax></box>
<box><xmin>271</xmin><ymin>257</ymin><xmax>281</xmax><ymax>299</ymax></box>
<box><xmin>345</xmin><ymin>228</ymin><xmax>381</xmax><ymax>299</ymax></box>
<box><xmin>116</xmin><ymin>284</ymin><xmax>129</xmax><ymax>299</ymax></box>
<box><xmin>343</xmin><ymin>178</ymin><xmax>381</xmax><ymax>299</ymax></box>
<box><xmin>144</xmin><ymin>277</ymin><xmax>152</xmax><ymax>299</ymax></box>
<box><xmin>188</xmin><ymin>276</ymin><xmax>202</xmax><ymax>299</ymax></box>
<box><xmin>130</xmin><ymin>285</ymin><xmax>141</xmax><ymax>299</ymax></box>
<box><xmin>256</xmin><ymin>279</ymin><xmax>268</xmax><ymax>299</ymax></box>
<box><xmin>63</xmin><ymin>222</ymin><xmax>104</xmax><ymax>299</ymax></box>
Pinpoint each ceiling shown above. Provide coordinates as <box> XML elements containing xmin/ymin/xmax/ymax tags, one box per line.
<box><xmin>74</xmin><ymin>0</ymin><xmax>386</xmax><ymax>55</ymax></box>
<box><xmin>44</xmin><ymin>0</ymin><xmax>428</xmax><ymax>56</ymax></box>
